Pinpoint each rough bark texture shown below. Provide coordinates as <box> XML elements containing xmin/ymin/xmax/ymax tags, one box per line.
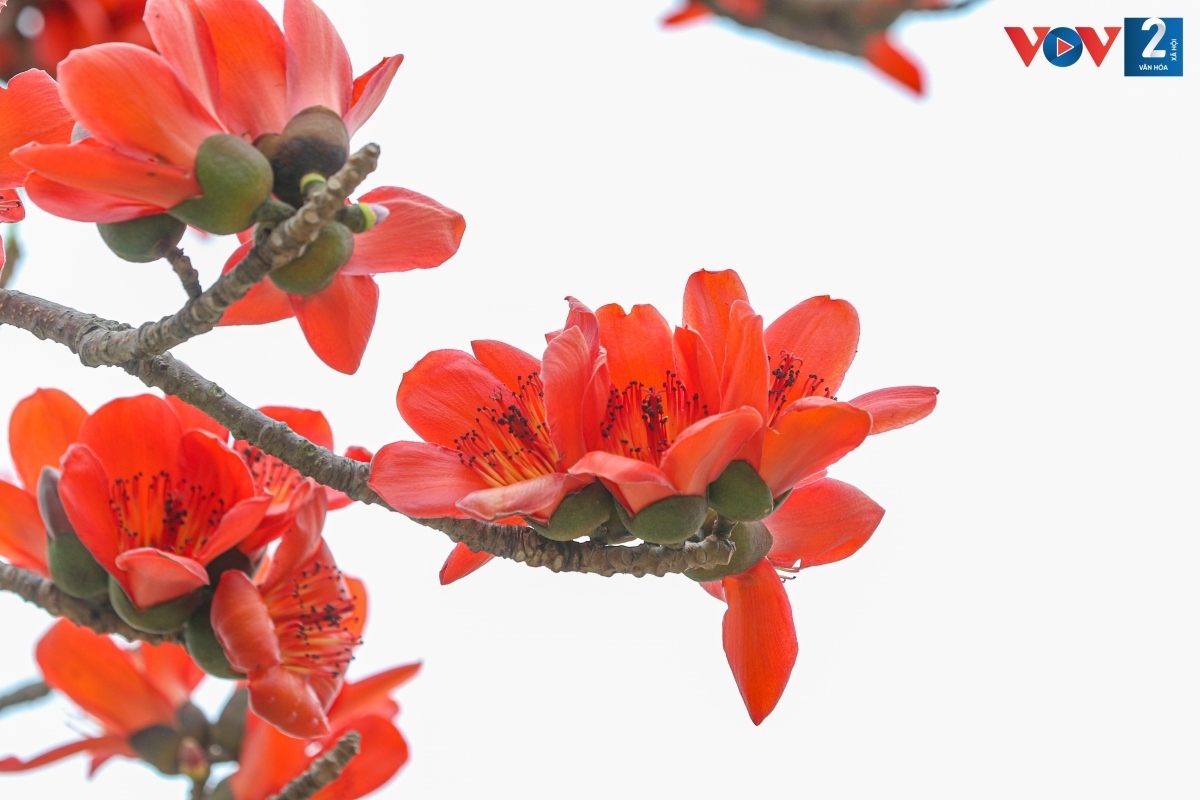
<box><xmin>0</xmin><ymin>563</ymin><xmax>182</xmax><ymax>645</ymax></box>
<box><xmin>267</xmin><ymin>732</ymin><xmax>360</xmax><ymax>800</ymax></box>
<box><xmin>0</xmin><ymin>680</ymin><xmax>50</xmax><ymax>713</ymax></box>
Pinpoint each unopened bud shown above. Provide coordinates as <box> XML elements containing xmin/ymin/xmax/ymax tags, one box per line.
<box><xmin>170</xmin><ymin>134</ymin><xmax>274</xmax><ymax>235</ymax></box>
<box><xmin>268</xmin><ymin>221</ymin><xmax>355</xmax><ymax>295</ymax></box>
<box><xmin>97</xmin><ymin>213</ymin><xmax>186</xmax><ymax>263</ymax></box>
<box><xmin>266</xmin><ymin>106</ymin><xmax>350</xmax><ymax>207</ymax></box>
<box><xmin>184</xmin><ymin>602</ymin><xmax>244</xmax><ymax>680</ymax></box>
<box><xmin>527</xmin><ymin>481</ymin><xmax>613</xmax><ymax>542</ymax></box>
<box><xmin>707</xmin><ymin>460</ymin><xmax>774</xmax><ymax>522</ymax></box>
<box><xmin>130</xmin><ymin>725</ymin><xmax>186</xmax><ymax>775</ymax></box>
<box><xmin>109</xmin><ymin>577</ymin><xmax>204</xmax><ymax>634</ymax></box>
<box><xmin>614</xmin><ymin>494</ymin><xmax>709</xmax><ymax>545</ymax></box>
<box><xmin>684</xmin><ymin>520</ymin><xmax>774</xmax><ymax>581</ymax></box>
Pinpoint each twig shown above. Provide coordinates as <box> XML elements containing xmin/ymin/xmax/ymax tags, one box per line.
<box><xmin>67</xmin><ymin>144</ymin><xmax>380</xmax><ymax>368</ymax></box>
<box><xmin>168</xmin><ymin>247</ymin><xmax>203</xmax><ymax>300</ymax></box>
<box><xmin>0</xmin><ymin>563</ymin><xmax>182</xmax><ymax>645</ymax></box>
<box><xmin>0</xmin><ymin>291</ymin><xmax>735</xmax><ymax>578</ymax></box>
<box><xmin>267</xmin><ymin>731</ymin><xmax>360</xmax><ymax>800</ymax></box>
<box><xmin>0</xmin><ymin>680</ymin><xmax>50</xmax><ymax>713</ymax></box>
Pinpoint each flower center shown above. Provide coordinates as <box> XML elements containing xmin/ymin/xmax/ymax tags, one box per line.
<box><xmin>261</xmin><ymin>558</ymin><xmax>360</xmax><ymax>680</ymax></box>
<box><xmin>767</xmin><ymin>350</ymin><xmax>832</xmax><ymax>426</ymax></box>
<box><xmin>109</xmin><ymin>471</ymin><xmax>226</xmax><ymax>558</ymax></box>
<box><xmin>240</xmin><ymin>445</ymin><xmax>309</xmax><ymax>509</ymax></box>
<box><xmin>599</xmin><ymin>371</ymin><xmax>708</xmax><ymax>466</ymax></box>
<box><xmin>454</xmin><ymin>373</ymin><xmax>558</xmax><ymax>487</ymax></box>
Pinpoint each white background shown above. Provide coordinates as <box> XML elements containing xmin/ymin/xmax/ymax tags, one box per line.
<box><xmin>2</xmin><ymin>0</ymin><xmax>1198</xmax><ymax>797</ymax></box>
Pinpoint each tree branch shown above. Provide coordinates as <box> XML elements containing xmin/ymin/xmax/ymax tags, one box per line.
<box><xmin>267</xmin><ymin>731</ymin><xmax>360</xmax><ymax>800</ymax></box>
<box><xmin>168</xmin><ymin>247</ymin><xmax>203</xmax><ymax>301</ymax></box>
<box><xmin>58</xmin><ymin>144</ymin><xmax>379</xmax><ymax>368</ymax></box>
<box><xmin>0</xmin><ymin>290</ymin><xmax>735</xmax><ymax>579</ymax></box>
<box><xmin>0</xmin><ymin>680</ymin><xmax>50</xmax><ymax>714</ymax></box>
<box><xmin>0</xmin><ymin>563</ymin><xmax>182</xmax><ymax>645</ymax></box>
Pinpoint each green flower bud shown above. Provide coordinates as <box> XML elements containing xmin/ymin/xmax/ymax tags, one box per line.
<box><xmin>184</xmin><ymin>601</ymin><xmax>244</xmax><ymax>680</ymax></box>
<box><xmin>170</xmin><ymin>134</ymin><xmax>274</xmax><ymax>235</ymax></box>
<box><xmin>261</xmin><ymin>106</ymin><xmax>350</xmax><ymax>207</ymax></box>
<box><xmin>211</xmin><ymin>687</ymin><xmax>249</xmax><ymax>762</ymax></box>
<box><xmin>684</xmin><ymin>520</ymin><xmax>774</xmax><ymax>582</ymax></box>
<box><xmin>614</xmin><ymin>494</ymin><xmax>709</xmax><ymax>545</ymax></box>
<box><xmin>109</xmin><ymin>577</ymin><xmax>204</xmax><ymax>634</ymax></box>
<box><xmin>209</xmin><ymin>777</ymin><xmax>235</xmax><ymax>800</ymax></box>
<box><xmin>707</xmin><ymin>460</ymin><xmax>774</xmax><ymax>522</ymax></box>
<box><xmin>96</xmin><ymin>214</ymin><xmax>185</xmax><ymax>263</ymax></box>
<box><xmin>39</xmin><ymin>468</ymin><xmax>108</xmax><ymax>601</ymax></box>
<box><xmin>176</xmin><ymin>701</ymin><xmax>212</xmax><ymax>746</ymax></box>
<box><xmin>527</xmin><ymin>481</ymin><xmax>613</xmax><ymax>542</ymax></box>
<box><xmin>129</xmin><ymin>725</ymin><xmax>187</xmax><ymax>775</ymax></box>
<box><xmin>268</xmin><ymin>221</ymin><xmax>354</xmax><ymax>295</ymax></box>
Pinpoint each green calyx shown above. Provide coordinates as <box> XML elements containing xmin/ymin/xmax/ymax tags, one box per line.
<box><xmin>707</xmin><ymin>460</ymin><xmax>774</xmax><ymax>522</ymax></box>
<box><xmin>614</xmin><ymin>494</ymin><xmax>709</xmax><ymax>545</ymax></box>
<box><xmin>170</xmin><ymin>134</ymin><xmax>274</xmax><ymax>235</ymax></box>
<box><xmin>97</xmin><ymin>214</ymin><xmax>186</xmax><ymax>263</ymax></box>
<box><xmin>109</xmin><ymin>577</ymin><xmax>205</xmax><ymax>634</ymax></box>
<box><xmin>684</xmin><ymin>520</ymin><xmax>774</xmax><ymax>582</ymax></box>
<box><xmin>130</xmin><ymin>725</ymin><xmax>188</xmax><ymax>775</ymax></box>
<box><xmin>258</xmin><ymin>106</ymin><xmax>350</xmax><ymax>207</ymax></box>
<box><xmin>184</xmin><ymin>601</ymin><xmax>244</xmax><ymax>680</ymax></box>
<box><xmin>268</xmin><ymin>221</ymin><xmax>355</xmax><ymax>295</ymax></box>
<box><xmin>211</xmin><ymin>688</ymin><xmax>249</xmax><ymax>762</ymax></box>
<box><xmin>527</xmin><ymin>481</ymin><xmax>613</xmax><ymax>542</ymax></box>
<box><xmin>338</xmin><ymin>201</ymin><xmax>378</xmax><ymax>233</ymax></box>
<box><xmin>39</xmin><ymin>468</ymin><xmax>109</xmax><ymax>601</ymax></box>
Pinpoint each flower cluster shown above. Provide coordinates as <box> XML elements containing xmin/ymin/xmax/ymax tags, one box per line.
<box><xmin>370</xmin><ymin>268</ymin><xmax>937</xmax><ymax>723</ymax></box>
<box><xmin>0</xmin><ymin>0</ymin><xmax>466</xmax><ymax>373</ymax></box>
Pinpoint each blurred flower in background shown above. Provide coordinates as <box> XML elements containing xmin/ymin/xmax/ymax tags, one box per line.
<box><xmin>0</xmin><ymin>0</ymin><xmax>151</xmax><ymax>80</ymax></box>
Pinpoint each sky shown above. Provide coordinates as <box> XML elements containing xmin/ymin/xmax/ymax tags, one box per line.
<box><xmin>1</xmin><ymin>0</ymin><xmax>1198</xmax><ymax>798</ymax></box>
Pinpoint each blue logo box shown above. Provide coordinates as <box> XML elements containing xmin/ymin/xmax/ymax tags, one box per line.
<box><xmin>1125</xmin><ymin>17</ymin><xmax>1183</xmax><ymax>76</ymax></box>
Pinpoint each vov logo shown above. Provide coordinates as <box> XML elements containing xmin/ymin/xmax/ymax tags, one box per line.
<box><xmin>1004</xmin><ymin>26</ymin><xmax>1122</xmax><ymax>67</ymax></box>
<box><xmin>1005</xmin><ymin>19</ymin><xmax>1184</xmax><ymax>76</ymax></box>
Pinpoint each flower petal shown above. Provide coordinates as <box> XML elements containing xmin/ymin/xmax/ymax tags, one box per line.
<box><xmin>469</xmin><ymin>339</ymin><xmax>541</xmax><ymax>394</ymax></box>
<box><xmin>863</xmin><ymin>34</ymin><xmax>923</xmax><ymax>95</ymax></box>
<box><xmin>0</xmin><ymin>69</ymin><xmax>75</xmax><ymax>189</ymax></box>
<box><xmin>57</xmin><ymin>444</ymin><xmax>123</xmax><ymax>577</ymax></box>
<box><xmin>212</xmin><ymin>570</ymin><xmax>281</xmax><ymax>672</ymax></box>
<box><xmin>114</xmin><ymin>547</ymin><xmax>210</xmax><ymax>609</ymax></box>
<box><xmin>342</xmin><ymin>186</ymin><xmax>465</xmax><ymax>276</ymax></box>
<box><xmin>217</xmin><ymin>241</ymin><xmax>297</xmax><ymax>325</ymax></box>
<box><xmin>78</xmin><ymin>395</ymin><xmax>183</xmax><ymax>485</ymax></box>
<box><xmin>457</xmin><ymin>472</ymin><xmax>586</xmax><ymax>522</ymax></box>
<box><xmin>11</xmin><ymin>141</ymin><xmax>200</xmax><ymax>208</ymax></box>
<box><xmin>720</xmin><ymin>300</ymin><xmax>768</xmax><ymax>417</ymax></box>
<box><xmin>395</xmin><ymin>349</ymin><xmax>506</xmax><ymax>449</ymax></box>
<box><xmin>344</xmin><ymin>55</ymin><xmax>404</xmax><ymax>136</ymax></box>
<box><xmin>766</xmin><ymin>478</ymin><xmax>885</xmax><ymax>570</ymax></box>
<box><xmin>541</xmin><ymin>326</ymin><xmax>592</xmax><ymax>466</ymax></box>
<box><xmin>721</xmin><ymin>558</ymin><xmax>797</xmax><ymax>725</ymax></box>
<box><xmin>248</xmin><ymin>664</ymin><xmax>330</xmax><ymax>739</ymax></box>
<box><xmin>569</xmin><ymin>451</ymin><xmax>674</xmax><ymax>515</ymax></box>
<box><xmin>164</xmin><ymin>396</ymin><xmax>229</xmax><ymax>440</ymax></box>
<box><xmin>196</xmin><ymin>0</ymin><xmax>288</xmax><ymax>138</ymax></box>
<box><xmin>658</xmin><ymin>406</ymin><xmax>762</xmax><ymax>497</ymax></box>
<box><xmin>139</xmin><ymin>642</ymin><xmax>207</xmax><ymax>709</ymax></box>
<box><xmin>314</xmin><ymin>715</ymin><xmax>408</xmax><ymax>800</ymax></box>
<box><xmin>258</xmin><ymin>406</ymin><xmax>335</xmax><ymax>451</ymax></box>
<box><xmin>662</xmin><ymin>1</ymin><xmax>714</xmax><ymax>27</ymax></box>
<box><xmin>0</xmin><ymin>735</ymin><xmax>129</xmax><ymax>773</ymax></box>
<box><xmin>144</xmin><ymin>0</ymin><xmax>222</xmax><ymax>119</ymax></box>
<box><xmin>699</xmin><ymin>580</ymin><xmax>725</xmax><ymax>602</ymax></box>
<box><xmin>848</xmin><ymin>386</ymin><xmax>939</xmax><ymax>435</ymax></box>
<box><xmin>260</xmin><ymin>502</ymin><xmax>326</xmax><ymax>588</ymax></box>
<box><xmin>290</xmin><ymin>273</ymin><xmax>379</xmax><ymax>374</ymax></box>
<box><xmin>9</xmin><ymin>387</ymin><xmax>87</xmax><ymax>491</ymax></box>
<box><xmin>672</xmin><ymin>326</ymin><xmax>721</xmax><ymax>418</ymax></box>
<box><xmin>368</xmin><ymin>441</ymin><xmax>490</xmax><ymax>518</ymax></box>
<box><xmin>763</xmin><ymin>296</ymin><xmax>860</xmax><ymax>399</ymax></box>
<box><xmin>595</xmin><ymin>303</ymin><xmax>674</xmax><ymax>391</ymax></box>
<box><xmin>57</xmin><ymin>43</ymin><xmax>223</xmax><ymax>166</ymax></box>
<box><xmin>759</xmin><ymin>402</ymin><xmax>871</xmax><ymax>496</ymax></box>
<box><xmin>0</xmin><ymin>480</ymin><xmax>49</xmax><ymax>576</ymax></box>
<box><xmin>284</xmin><ymin>0</ymin><xmax>353</xmax><ymax>117</ymax></box>
<box><xmin>327</xmin><ymin>662</ymin><xmax>421</xmax><ymax>726</ymax></box>
<box><xmin>682</xmin><ymin>268</ymin><xmax>749</xmax><ymax>376</ymax></box>
<box><xmin>22</xmin><ymin>173</ymin><xmax>164</xmax><ymax>223</ymax></box>
<box><xmin>36</xmin><ymin>620</ymin><xmax>177</xmax><ymax>735</ymax></box>
<box><xmin>439</xmin><ymin>544</ymin><xmax>494</xmax><ymax>585</ymax></box>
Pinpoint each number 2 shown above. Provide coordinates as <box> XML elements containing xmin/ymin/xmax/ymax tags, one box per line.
<box><xmin>1142</xmin><ymin>17</ymin><xmax>1167</xmax><ymax>58</ymax></box>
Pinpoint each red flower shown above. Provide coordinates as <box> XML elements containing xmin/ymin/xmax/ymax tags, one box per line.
<box><xmin>662</xmin><ymin>0</ymin><xmax>944</xmax><ymax>94</ymax></box>
<box><xmin>225</xmin><ymin>663</ymin><xmax>419</xmax><ymax>800</ymax></box>
<box><xmin>0</xmin><ymin>68</ymin><xmax>74</xmax><ymax>191</ymax></box>
<box><xmin>565</xmin><ymin>299</ymin><xmax>763</xmax><ymax>523</ymax></box>
<box><xmin>57</xmin><ymin>394</ymin><xmax>270</xmax><ymax>610</ymax></box>
<box><xmin>0</xmin><ymin>387</ymin><xmax>87</xmax><ymax>577</ymax></box>
<box><xmin>210</xmin><ymin>527</ymin><xmax>363</xmax><ymax>738</ymax></box>
<box><xmin>0</xmin><ymin>619</ymin><xmax>204</xmax><ymax>775</ymax></box>
<box><xmin>9</xmin><ymin>0</ymin><xmax>408</xmax><ymax>223</ymax></box>
<box><xmin>218</xmin><ymin>186</ymin><xmax>466</xmax><ymax>374</ymax></box>
<box><xmin>0</xmin><ymin>0</ymin><xmax>152</xmax><ymax>80</ymax></box>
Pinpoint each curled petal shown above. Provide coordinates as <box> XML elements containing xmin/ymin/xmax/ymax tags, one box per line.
<box><xmin>144</xmin><ymin>0</ymin><xmax>222</xmax><ymax>119</ymax></box>
<box><xmin>863</xmin><ymin>34</ymin><xmax>924</xmax><ymax>95</ymax></box>
<box><xmin>9</xmin><ymin>387</ymin><xmax>87</xmax><ymax>491</ymax></box>
<box><xmin>541</xmin><ymin>327</ymin><xmax>593</xmax><ymax>466</ymax></box>
<box><xmin>196</xmin><ymin>0</ymin><xmax>288</xmax><ymax>138</ymax></box>
<box><xmin>57</xmin><ymin>444</ymin><xmax>123</xmax><ymax>576</ymax></box>
<box><xmin>682</xmin><ymin>268</ymin><xmax>749</xmax><ymax>376</ymax></box>
<box><xmin>114</xmin><ymin>548</ymin><xmax>210</xmax><ymax>609</ymax></box>
<box><xmin>369</xmin><ymin>442</ymin><xmax>490</xmax><ymax>518</ymax></box>
<box><xmin>759</xmin><ymin>403</ymin><xmax>871</xmax><ymax>496</ymax></box>
<box><xmin>763</xmin><ymin>296</ymin><xmax>860</xmax><ymax>398</ymax></box>
<box><xmin>720</xmin><ymin>301</ymin><xmax>768</xmax><ymax>417</ymax></box>
<box><xmin>327</xmin><ymin>662</ymin><xmax>421</xmax><ymax>726</ymax></box>
<box><xmin>721</xmin><ymin>559</ymin><xmax>797</xmax><ymax>725</ymax></box>
<box><xmin>248</xmin><ymin>665</ymin><xmax>330</xmax><ymax>739</ymax></box>
<box><xmin>23</xmin><ymin>173</ymin><xmax>163</xmax><ymax>223</ymax></box>
<box><xmin>212</xmin><ymin>570</ymin><xmax>281</xmax><ymax>673</ymax></box>
<box><xmin>658</xmin><ymin>407</ymin><xmax>762</xmax><ymax>497</ymax></box>
<box><xmin>456</xmin><ymin>473</ymin><xmax>587</xmax><ymax>522</ymax></box>
<box><xmin>11</xmin><ymin>141</ymin><xmax>199</xmax><ymax>208</ymax></box>
<box><xmin>342</xmin><ymin>187</ymin><xmax>465</xmax><ymax>276</ymax></box>
<box><xmin>470</xmin><ymin>339</ymin><xmax>540</xmax><ymax>394</ymax></box>
<box><xmin>344</xmin><ymin>55</ymin><xmax>404</xmax><ymax>135</ymax></box>
<box><xmin>766</xmin><ymin>478</ymin><xmax>885</xmax><ymax>569</ymax></box>
<box><xmin>395</xmin><ymin>350</ymin><xmax>507</xmax><ymax>448</ymax></box>
<box><xmin>284</xmin><ymin>0</ymin><xmax>354</xmax><ymax>117</ymax></box>
<box><xmin>439</xmin><ymin>543</ymin><xmax>494</xmax><ymax>585</ymax></box>
<box><xmin>848</xmin><ymin>386</ymin><xmax>939</xmax><ymax>435</ymax></box>
<box><xmin>0</xmin><ymin>735</ymin><xmax>130</xmax><ymax>773</ymax></box>
<box><xmin>0</xmin><ymin>69</ymin><xmax>75</xmax><ymax>189</ymax></box>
